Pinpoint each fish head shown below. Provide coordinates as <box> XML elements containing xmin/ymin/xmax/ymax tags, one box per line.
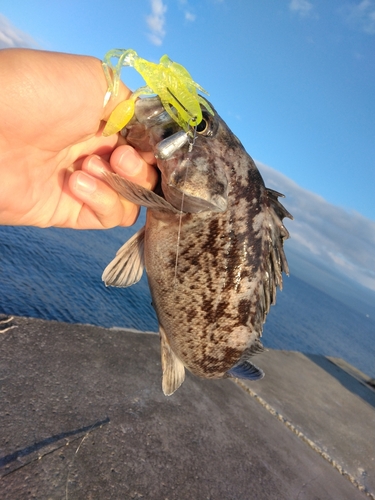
<box><xmin>123</xmin><ymin>97</ymin><xmax>229</xmax><ymax>214</ymax></box>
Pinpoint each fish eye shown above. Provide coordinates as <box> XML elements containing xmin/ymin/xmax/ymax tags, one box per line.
<box><xmin>196</xmin><ymin>118</ymin><xmax>208</xmax><ymax>134</ymax></box>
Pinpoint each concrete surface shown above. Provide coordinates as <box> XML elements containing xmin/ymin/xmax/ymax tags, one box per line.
<box><xmin>240</xmin><ymin>349</ymin><xmax>375</xmax><ymax>496</ymax></box>
<box><xmin>0</xmin><ymin>316</ymin><xmax>373</xmax><ymax>500</ymax></box>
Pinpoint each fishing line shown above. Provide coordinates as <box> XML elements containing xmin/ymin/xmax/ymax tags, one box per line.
<box><xmin>173</xmin><ymin>125</ymin><xmax>197</xmax><ymax>288</ymax></box>
<box><xmin>173</xmin><ymin>193</ymin><xmax>185</xmax><ymax>288</ymax></box>
<box><xmin>188</xmin><ymin>123</ymin><xmax>197</xmax><ymax>152</ymax></box>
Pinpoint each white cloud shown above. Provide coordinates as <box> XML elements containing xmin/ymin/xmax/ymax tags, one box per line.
<box><xmin>289</xmin><ymin>0</ymin><xmax>314</xmax><ymax>17</ymax></box>
<box><xmin>341</xmin><ymin>0</ymin><xmax>375</xmax><ymax>35</ymax></box>
<box><xmin>257</xmin><ymin>161</ymin><xmax>375</xmax><ymax>292</ymax></box>
<box><xmin>0</xmin><ymin>14</ymin><xmax>38</xmax><ymax>49</ymax></box>
<box><xmin>178</xmin><ymin>1</ymin><xmax>196</xmax><ymax>22</ymax></box>
<box><xmin>146</xmin><ymin>0</ymin><xmax>167</xmax><ymax>46</ymax></box>
<box><xmin>185</xmin><ymin>11</ymin><xmax>196</xmax><ymax>22</ymax></box>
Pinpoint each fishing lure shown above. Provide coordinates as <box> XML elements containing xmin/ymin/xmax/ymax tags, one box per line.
<box><xmin>102</xmin><ymin>49</ymin><xmax>214</xmax><ymax>136</ymax></box>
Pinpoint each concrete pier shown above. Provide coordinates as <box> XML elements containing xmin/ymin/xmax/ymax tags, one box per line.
<box><xmin>0</xmin><ymin>316</ymin><xmax>374</xmax><ymax>499</ymax></box>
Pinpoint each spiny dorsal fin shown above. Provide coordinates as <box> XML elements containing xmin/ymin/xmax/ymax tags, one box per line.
<box><xmin>266</xmin><ymin>188</ymin><xmax>293</xmax><ymax>222</ymax></box>
<box><xmin>257</xmin><ymin>188</ymin><xmax>293</xmax><ymax>323</ymax></box>
<box><xmin>160</xmin><ymin>326</ymin><xmax>185</xmax><ymax>396</ymax></box>
<box><xmin>102</xmin><ymin>227</ymin><xmax>145</xmax><ymax>287</ymax></box>
<box><xmin>266</xmin><ymin>187</ymin><xmax>293</xmax><ymax>279</ymax></box>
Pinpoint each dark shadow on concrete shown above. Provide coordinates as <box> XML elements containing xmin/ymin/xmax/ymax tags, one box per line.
<box><xmin>303</xmin><ymin>353</ymin><xmax>375</xmax><ymax>409</ymax></box>
<box><xmin>0</xmin><ymin>417</ymin><xmax>109</xmax><ymax>470</ymax></box>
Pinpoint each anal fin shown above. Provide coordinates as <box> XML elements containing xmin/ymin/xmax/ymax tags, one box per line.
<box><xmin>227</xmin><ymin>360</ymin><xmax>264</xmax><ymax>381</ymax></box>
<box><xmin>159</xmin><ymin>326</ymin><xmax>185</xmax><ymax>396</ymax></box>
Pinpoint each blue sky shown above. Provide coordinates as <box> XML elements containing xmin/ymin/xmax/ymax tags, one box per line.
<box><xmin>1</xmin><ymin>0</ymin><xmax>375</xmax><ymax>299</ymax></box>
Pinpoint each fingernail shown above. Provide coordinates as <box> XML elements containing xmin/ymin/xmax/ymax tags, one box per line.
<box><xmin>87</xmin><ymin>155</ymin><xmax>107</xmax><ymax>176</ymax></box>
<box><xmin>117</xmin><ymin>149</ymin><xmax>143</xmax><ymax>177</ymax></box>
<box><xmin>74</xmin><ymin>172</ymin><xmax>97</xmax><ymax>194</ymax></box>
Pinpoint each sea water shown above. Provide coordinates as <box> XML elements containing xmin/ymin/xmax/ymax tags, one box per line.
<box><xmin>0</xmin><ymin>217</ymin><xmax>374</xmax><ymax>378</ymax></box>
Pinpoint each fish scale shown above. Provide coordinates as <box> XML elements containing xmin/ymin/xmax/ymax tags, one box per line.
<box><xmin>102</xmin><ymin>96</ymin><xmax>292</xmax><ymax>396</ymax></box>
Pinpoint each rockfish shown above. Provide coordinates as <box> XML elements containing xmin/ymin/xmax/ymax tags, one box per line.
<box><xmin>103</xmin><ymin>97</ymin><xmax>292</xmax><ymax>396</ymax></box>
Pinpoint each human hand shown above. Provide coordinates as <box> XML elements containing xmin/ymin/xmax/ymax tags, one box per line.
<box><xmin>0</xmin><ymin>48</ymin><xmax>158</xmax><ymax>229</ymax></box>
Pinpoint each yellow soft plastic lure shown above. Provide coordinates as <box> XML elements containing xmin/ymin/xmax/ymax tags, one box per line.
<box><xmin>102</xmin><ymin>49</ymin><xmax>214</xmax><ymax>136</ymax></box>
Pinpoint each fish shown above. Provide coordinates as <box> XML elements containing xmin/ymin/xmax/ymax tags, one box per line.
<box><xmin>102</xmin><ymin>97</ymin><xmax>292</xmax><ymax>396</ymax></box>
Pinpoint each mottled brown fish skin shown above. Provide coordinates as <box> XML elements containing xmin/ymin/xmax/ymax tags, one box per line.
<box><xmin>140</xmin><ymin>109</ymin><xmax>290</xmax><ymax>379</ymax></box>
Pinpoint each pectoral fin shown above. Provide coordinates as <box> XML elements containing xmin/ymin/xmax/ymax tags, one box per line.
<box><xmin>102</xmin><ymin>227</ymin><xmax>145</xmax><ymax>287</ymax></box>
<box><xmin>227</xmin><ymin>361</ymin><xmax>264</xmax><ymax>381</ymax></box>
<box><xmin>160</xmin><ymin>326</ymin><xmax>185</xmax><ymax>396</ymax></box>
<box><xmin>102</xmin><ymin>172</ymin><xmax>181</xmax><ymax>213</ymax></box>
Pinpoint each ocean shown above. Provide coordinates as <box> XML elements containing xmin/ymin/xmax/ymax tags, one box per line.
<box><xmin>0</xmin><ymin>214</ymin><xmax>374</xmax><ymax>378</ymax></box>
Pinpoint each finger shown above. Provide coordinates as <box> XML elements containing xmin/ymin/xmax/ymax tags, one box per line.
<box><xmin>81</xmin><ymin>154</ymin><xmax>112</xmax><ymax>176</ymax></box>
<box><xmin>73</xmin><ymin>147</ymin><xmax>158</xmax><ymax>229</ymax></box>
<box><xmin>82</xmin><ymin>148</ymin><xmax>157</xmax><ymax>190</ymax></box>
<box><xmin>69</xmin><ymin>170</ymin><xmax>139</xmax><ymax>228</ymax></box>
<box><xmin>110</xmin><ymin>145</ymin><xmax>158</xmax><ymax>190</ymax></box>
<box><xmin>137</xmin><ymin>150</ymin><xmax>157</xmax><ymax>167</ymax></box>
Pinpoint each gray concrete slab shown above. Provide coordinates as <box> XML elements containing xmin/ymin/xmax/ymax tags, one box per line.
<box><xmin>327</xmin><ymin>355</ymin><xmax>375</xmax><ymax>389</ymax></box>
<box><xmin>240</xmin><ymin>349</ymin><xmax>375</xmax><ymax>497</ymax></box>
<box><xmin>0</xmin><ymin>316</ymin><xmax>370</xmax><ymax>500</ymax></box>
